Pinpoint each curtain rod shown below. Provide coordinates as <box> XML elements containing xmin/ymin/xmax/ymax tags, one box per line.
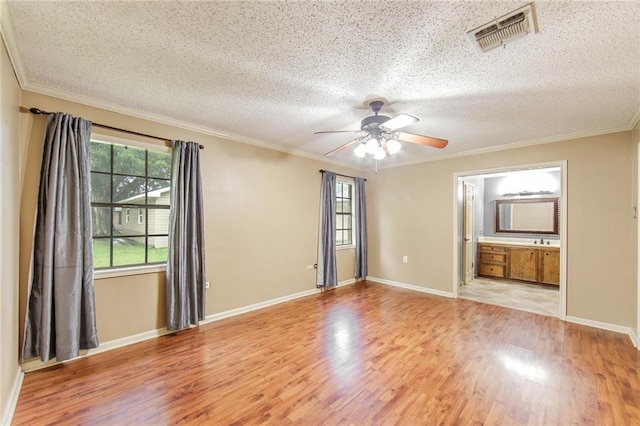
<box><xmin>319</xmin><ymin>169</ymin><xmax>366</xmax><ymax>181</ymax></box>
<box><xmin>22</xmin><ymin>107</ymin><xmax>204</xmax><ymax>150</ymax></box>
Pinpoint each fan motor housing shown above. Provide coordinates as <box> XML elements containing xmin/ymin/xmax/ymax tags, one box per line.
<box><xmin>361</xmin><ymin>115</ymin><xmax>390</xmax><ymax>132</ymax></box>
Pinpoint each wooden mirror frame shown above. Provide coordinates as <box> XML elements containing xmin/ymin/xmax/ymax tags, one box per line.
<box><xmin>494</xmin><ymin>197</ymin><xmax>559</xmax><ymax>235</ymax></box>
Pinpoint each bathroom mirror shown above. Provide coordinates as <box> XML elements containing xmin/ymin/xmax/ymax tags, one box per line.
<box><xmin>495</xmin><ymin>197</ymin><xmax>559</xmax><ymax>235</ymax></box>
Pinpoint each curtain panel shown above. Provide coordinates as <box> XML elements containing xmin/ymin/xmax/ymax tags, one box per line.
<box><xmin>166</xmin><ymin>140</ymin><xmax>206</xmax><ymax>331</ymax></box>
<box><xmin>316</xmin><ymin>171</ymin><xmax>337</xmax><ymax>288</ymax></box>
<box><xmin>22</xmin><ymin>112</ymin><xmax>98</xmax><ymax>362</ymax></box>
<box><xmin>354</xmin><ymin>177</ymin><xmax>368</xmax><ymax>279</ymax></box>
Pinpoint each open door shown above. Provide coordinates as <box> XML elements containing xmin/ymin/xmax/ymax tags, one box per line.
<box><xmin>463</xmin><ymin>182</ymin><xmax>475</xmax><ymax>284</ymax></box>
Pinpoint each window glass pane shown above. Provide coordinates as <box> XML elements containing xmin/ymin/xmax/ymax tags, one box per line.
<box><xmin>90</xmin><ymin>140</ymin><xmax>170</xmax><ymax>270</ymax></box>
<box><xmin>336</xmin><ymin>230</ymin><xmax>344</xmax><ymax>246</ymax></box>
<box><xmin>148</xmin><ymin>179</ymin><xmax>171</xmax><ymax>204</ymax></box>
<box><xmin>92</xmin><ymin>207</ymin><xmax>111</xmax><ymax>237</ymax></box>
<box><xmin>343</xmin><ymin>214</ymin><xmax>352</xmax><ymax>230</ymax></box>
<box><xmin>91</xmin><ymin>172</ymin><xmax>111</xmax><ymax>203</ymax></box>
<box><xmin>344</xmin><ymin>230</ymin><xmax>352</xmax><ymax>245</ymax></box>
<box><xmin>342</xmin><ymin>199</ymin><xmax>352</xmax><ymax>213</ymax></box>
<box><xmin>336</xmin><ymin>214</ymin><xmax>343</xmax><ymax>230</ymax></box>
<box><xmin>113</xmin><ymin>176</ymin><xmax>146</xmax><ymax>204</ymax></box>
<box><xmin>148</xmin><ymin>208</ymin><xmax>170</xmax><ymax>234</ymax></box>
<box><xmin>93</xmin><ymin>239</ymin><xmax>110</xmax><ymax>268</ymax></box>
<box><xmin>336</xmin><ymin>199</ymin><xmax>343</xmax><ymax>213</ymax></box>
<box><xmin>90</xmin><ymin>142</ymin><xmax>111</xmax><ymax>173</ymax></box>
<box><xmin>147</xmin><ymin>237</ymin><xmax>169</xmax><ymax>263</ymax></box>
<box><xmin>113</xmin><ymin>145</ymin><xmax>145</xmax><ymax>176</ymax></box>
<box><xmin>344</xmin><ymin>183</ymin><xmax>352</xmax><ymax>198</ymax></box>
<box><xmin>115</xmin><ymin>210</ymin><xmax>145</xmax><ymax>236</ymax></box>
<box><xmin>148</xmin><ymin>150</ymin><xmax>172</xmax><ymax>179</ymax></box>
<box><xmin>113</xmin><ymin>237</ymin><xmax>146</xmax><ymax>266</ymax></box>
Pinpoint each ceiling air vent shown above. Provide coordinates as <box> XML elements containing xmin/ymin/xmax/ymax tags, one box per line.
<box><xmin>467</xmin><ymin>2</ymin><xmax>539</xmax><ymax>54</ymax></box>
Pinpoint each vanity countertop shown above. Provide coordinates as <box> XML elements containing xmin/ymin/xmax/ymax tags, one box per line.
<box><xmin>477</xmin><ymin>236</ymin><xmax>560</xmax><ymax>248</ymax></box>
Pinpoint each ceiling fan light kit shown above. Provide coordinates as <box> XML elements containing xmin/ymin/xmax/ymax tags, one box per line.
<box><xmin>317</xmin><ymin>99</ymin><xmax>449</xmax><ymax>160</ymax></box>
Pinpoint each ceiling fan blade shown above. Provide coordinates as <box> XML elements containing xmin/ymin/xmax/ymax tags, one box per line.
<box><xmin>314</xmin><ymin>130</ymin><xmax>363</xmax><ymax>134</ymax></box>
<box><xmin>324</xmin><ymin>137</ymin><xmax>361</xmax><ymax>156</ymax></box>
<box><xmin>380</xmin><ymin>114</ymin><xmax>419</xmax><ymax>131</ymax></box>
<box><xmin>396</xmin><ymin>132</ymin><xmax>448</xmax><ymax>149</ymax></box>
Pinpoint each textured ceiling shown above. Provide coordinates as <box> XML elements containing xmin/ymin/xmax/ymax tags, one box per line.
<box><xmin>4</xmin><ymin>1</ymin><xmax>640</xmax><ymax>170</ymax></box>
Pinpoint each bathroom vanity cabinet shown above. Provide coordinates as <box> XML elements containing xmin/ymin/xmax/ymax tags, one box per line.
<box><xmin>477</xmin><ymin>243</ymin><xmax>560</xmax><ymax>286</ymax></box>
<box><xmin>539</xmin><ymin>248</ymin><xmax>560</xmax><ymax>285</ymax></box>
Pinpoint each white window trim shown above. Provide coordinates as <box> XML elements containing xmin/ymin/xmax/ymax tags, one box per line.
<box><xmin>336</xmin><ymin>176</ymin><xmax>356</xmax><ymax>248</ymax></box>
<box><xmin>94</xmin><ymin>264</ymin><xmax>166</xmax><ymax>280</ymax></box>
<box><xmin>91</xmin><ymin>132</ymin><xmax>171</xmax><ymax>154</ymax></box>
<box><xmin>90</xmin><ymin>132</ymin><xmax>171</xmax><ymax>277</ymax></box>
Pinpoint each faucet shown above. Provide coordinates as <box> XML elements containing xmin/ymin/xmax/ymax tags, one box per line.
<box><xmin>540</xmin><ymin>238</ymin><xmax>544</xmax><ymax>244</ymax></box>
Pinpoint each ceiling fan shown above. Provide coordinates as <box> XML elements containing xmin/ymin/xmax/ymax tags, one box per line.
<box><xmin>315</xmin><ymin>99</ymin><xmax>448</xmax><ymax>159</ymax></box>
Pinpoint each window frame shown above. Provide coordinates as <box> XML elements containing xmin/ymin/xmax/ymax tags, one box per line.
<box><xmin>336</xmin><ymin>177</ymin><xmax>356</xmax><ymax>250</ymax></box>
<box><xmin>89</xmin><ymin>133</ymin><xmax>172</xmax><ymax>277</ymax></box>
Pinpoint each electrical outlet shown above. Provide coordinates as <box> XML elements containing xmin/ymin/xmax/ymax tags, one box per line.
<box><xmin>403</xmin><ymin>256</ymin><xmax>408</xmax><ymax>263</ymax></box>
<box><xmin>205</xmin><ymin>281</ymin><xmax>211</xmax><ymax>289</ymax></box>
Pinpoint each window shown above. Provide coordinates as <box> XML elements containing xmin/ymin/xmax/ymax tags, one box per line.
<box><xmin>90</xmin><ymin>140</ymin><xmax>172</xmax><ymax>269</ymax></box>
<box><xmin>336</xmin><ymin>179</ymin><xmax>353</xmax><ymax>246</ymax></box>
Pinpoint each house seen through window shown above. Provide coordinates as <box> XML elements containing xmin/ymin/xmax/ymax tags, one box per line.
<box><xmin>90</xmin><ymin>140</ymin><xmax>172</xmax><ymax>269</ymax></box>
<box><xmin>336</xmin><ymin>180</ymin><xmax>353</xmax><ymax>246</ymax></box>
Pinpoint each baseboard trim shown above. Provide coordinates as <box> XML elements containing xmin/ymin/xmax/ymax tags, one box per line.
<box><xmin>565</xmin><ymin>315</ymin><xmax>638</xmax><ymax>347</ymax></box>
<box><xmin>202</xmin><ymin>288</ymin><xmax>320</xmax><ymax>325</ymax></box>
<box><xmin>1</xmin><ymin>367</ymin><xmax>23</xmax><ymax>425</ymax></box>
<box><xmin>368</xmin><ymin>276</ymin><xmax>454</xmax><ymax>298</ymax></box>
<box><xmin>21</xmin><ymin>326</ymin><xmax>175</xmax><ymax>373</ymax></box>
<box><xmin>629</xmin><ymin>329</ymin><xmax>639</xmax><ymax>349</ymax></box>
<box><xmin>21</xmin><ymin>280</ymin><xmax>359</xmax><ymax>373</ymax></box>
<box><xmin>338</xmin><ymin>278</ymin><xmax>357</xmax><ymax>287</ymax></box>
<box><xmin>202</xmin><ymin>278</ymin><xmax>356</xmax><ymax>324</ymax></box>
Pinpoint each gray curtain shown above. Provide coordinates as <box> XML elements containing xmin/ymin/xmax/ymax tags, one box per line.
<box><xmin>22</xmin><ymin>112</ymin><xmax>98</xmax><ymax>362</ymax></box>
<box><xmin>166</xmin><ymin>140</ymin><xmax>206</xmax><ymax>331</ymax></box>
<box><xmin>316</xmin><ymin>171</ymin><xmax>337</xmax><ymax>288</ymax></box>
<box><xmin>354</xmin><ymin>177</ymin><xmax>368</xmax><ymax>279</ymax></box>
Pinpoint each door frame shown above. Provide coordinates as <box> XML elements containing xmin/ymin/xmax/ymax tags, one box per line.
<box><xmin>462</xmin><ymin>182</ymin><xmax>475</xmax><ymax>284</ymax></box>
<box><xmin>452</xmin><ymin>160</ymin><xmax>568</xmax><ymax>320</ymax></box>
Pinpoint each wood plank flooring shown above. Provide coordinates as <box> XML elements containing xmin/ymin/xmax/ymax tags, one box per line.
<box><xmin>12</xmin><ymin>281</ymin><xmax>640</xmax><ymax>425</ymax></box>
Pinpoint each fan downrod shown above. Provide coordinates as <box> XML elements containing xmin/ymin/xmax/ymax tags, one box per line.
<box><xmin>361</xmin><ymin>100</ymin><xmax>390</xmax><ymax>131</ymax></box>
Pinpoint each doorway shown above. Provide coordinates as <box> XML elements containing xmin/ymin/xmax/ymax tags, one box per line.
<box><xmin>453</xmin><ymin>162</ymin><xmax>567</xmax><ymax>319</ymax></box>
<box><xmin>463</xmin><ymin>182</ymin><xmax>475</xmax><ymax>285</ymax></box>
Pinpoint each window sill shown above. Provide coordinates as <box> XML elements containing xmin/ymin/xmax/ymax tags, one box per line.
<box><xmin>94</xmin><ymin>264</ymin><xmax>166</xmax><ymax>280</ymax></box>
<box><xmin>336</xmin><ymin>244</ymin><xmax>355</xmax><ymax>251</ymax></box>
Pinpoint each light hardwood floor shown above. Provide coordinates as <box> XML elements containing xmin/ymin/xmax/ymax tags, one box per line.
<box><xmin>12</xmin><ymin>281</ymin><xmax>640</xmax><ymax>425</ymax></box>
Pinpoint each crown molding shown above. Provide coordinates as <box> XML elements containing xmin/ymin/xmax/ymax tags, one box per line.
<box><xmin>0</xmin><ymin>0</ymin><xmax>26</xmax><ymax>88</ymax></box>
<box><xmin>631</xmin><ymin>105</ymin><xmax>640</xmax><ymax>131</ymax></box>
<box><xmin>24</xmin><ymin>81</ymin><xmax>367</xmax><ymax>171</ymax></box>
<box><xmin>3</xmin><ymin>1</ymin><xmax>637</xmax><ymax>173</ymax></box>
<box><xmin>375</xmin><ymin>124</ymin><xmax>635</xmax><ymax>171</ymax></box>
<box><xmin>0</xmin><ymin>3</ymin><xmax>364</xmax><ymax>171</ymax></box>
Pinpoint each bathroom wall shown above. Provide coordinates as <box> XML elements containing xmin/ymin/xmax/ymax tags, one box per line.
<box><xmin>483</xmin><ymin>170</ymin><xmax>561</xmax><ymax>239</ymax></box>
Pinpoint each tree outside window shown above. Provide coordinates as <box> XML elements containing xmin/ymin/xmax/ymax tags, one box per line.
<box><xmin>90</xmin><ymin>141</ymin><xmax>171</xmax><ymax>269</ymax></box>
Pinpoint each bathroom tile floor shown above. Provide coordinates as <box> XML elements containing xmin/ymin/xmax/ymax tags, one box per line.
<box><xmin>459</xmin><ymin>277</ymin><xmax>559</xmax><ymax>317</ymax></box>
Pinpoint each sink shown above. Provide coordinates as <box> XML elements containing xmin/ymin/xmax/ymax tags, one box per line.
<box><xmin>478</xmin><ymin>236</ymin><xmax>560</xmax><ymax>248</ymax></box>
